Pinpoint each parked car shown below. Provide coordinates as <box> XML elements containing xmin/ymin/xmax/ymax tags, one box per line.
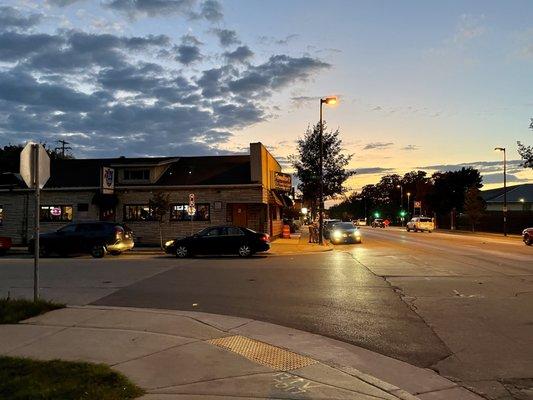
<box><xmin>523</xmin><ymin>227</ymin><xmax>533</xmax><ymax>246</ymax></box>
<box><xmin>164</xmin><ymin>225</ymin><xmax>270</xmax><ymax>258</ymax></box>
<box><xmin>28</xmin><ymin>222</ymin><xmax>134</xmax><ymax>258</ymax></box>
<box><xmin>329</xmin><ymin>222</ymin><xmax>362</xmax><ymax>244</ymax></box>
<box><xmin>0</xmin><ymin>236</ymin><xmax>12</xmax><ymax>256</ymax></box>
<box><xmin>323</xmin><ymin>219</ymin><xmax>341</xmax><ymax>239</ymax></box>
<box><xmin>354</xmin><ymin>218</ymin><xmax>367</xmax><ymax>226</ymax></box>
<box><xmin>371</xmin><ymin>219</ymin><xmax>385</xmax><ymax>228</ymax></box>
<box><xmin>406</xmin><ymin>217</ymin><xmax>435</xmax><ymax>233</ymax></box>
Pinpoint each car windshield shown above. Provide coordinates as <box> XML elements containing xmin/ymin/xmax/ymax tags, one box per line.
<box><xmin>334</xmin><ymin>223</ymin><xmax>355</xmax><ymax>229</ymax></box>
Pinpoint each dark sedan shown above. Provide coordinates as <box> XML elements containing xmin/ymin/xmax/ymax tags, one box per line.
<box><xmin>29</xmin><ymin>221</ymin><xmax>134</xmax><ymax>258</ymax></box>
<box><xmin>329</xmin><ymin>222</ymin><xmax>362</xmax><ymax>244</ymax></box>
<box><xmin>164</xmin><ymin>225</ymin><xmax>270</xmax><ymax>258</ymax></box>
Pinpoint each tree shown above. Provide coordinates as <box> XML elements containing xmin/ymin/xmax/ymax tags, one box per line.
<box><xmin>517</xmin><ymin>119</ymin><xmax>532</xmax><ymax>168</ymax></box>
<box><xmin>291</xmin><ymin>122</ymin><xmax>354</xmax><ymax>215</ymax></box>
<box><xmin>464</xmin><ymin>186</ymin><xmax>486</xmax><ymax>232</ymax></box>
<box><xmin>148</xmin><ymin>191</ymin><xmax>170</xmax><ymax>249</ymax></box>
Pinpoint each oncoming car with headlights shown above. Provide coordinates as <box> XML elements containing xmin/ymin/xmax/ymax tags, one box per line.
<box><xmin>329</xmin><ymin>222</ymin><xmax>362</xmax><ymax>244</ymax></box>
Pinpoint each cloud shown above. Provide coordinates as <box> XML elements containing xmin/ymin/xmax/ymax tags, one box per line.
<box><xmin>0</xmin><ymin>6</ymin><xmax>42</xmax><ymax>32</ymax></box>
<box><xmin>227</xmin><ymin>55</ymin><xmax>330</xmax><ymax>97</ymax></box>
<box><xmin>47</xmin><ymin>0</ymin><xmax>85</xmax><ymax>6</ymax></box>
<box><xmin>223</xmin><ymin>45</ymin><xmax>253</xmax><ymax>63</ymax></box>
<box><xmin>259</xmin><ymin>34</ymin><xmax>299</xmax><ymax>45</ymax></box>
<box><xmin>481</xmin><ymin>173</ymin><xmax>529</xmax><ymax>185</ymax></box>
<box><xmin>290</xmin><ymin>96</ymin><xmax>317</xmax><ymax>108</ymax></box>
<box><xmin>363</xmin><ymin>142</ymin><xmax>393</xmax><ymax>150</ymax></box>
<box><xmin>351</xmin><ymin>167</ymin><xmax>394</xmax><ymax>175</ymax></box>
<box><xmin>420</xmin><ymin>159</ymin><xmax>524</xmax><ymax>174</ymax></box>
<box><xmin>401</xmin><ymin>145</ymin><xmax>419</xmax><ymax>151</ymax></box>
<box><xmin>211</xmin><ymin>28</ymin><xmax>239</xmax><ymax>47</ymax></box>
<box><xmin>104</xmin><ymin>0</ymin><xmax>222</xmax><ymax>21</ymax></box>
<box><xmin>0</xmin><ymin>6</ymin><xmax>330</xmax><ymax>158</ymax></box>
<box><xmin>453</xmin><ymin>14</ymin><xmax>485</xmax><ymax>44</ymax></box>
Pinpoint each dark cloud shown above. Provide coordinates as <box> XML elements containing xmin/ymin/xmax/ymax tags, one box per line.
<box><xmin>363</xmin><ymin>142</ymin><xmax>394</xmax><ymax>150</ymax></box>
<box><xmin>227</xmin><ymin>55</ymin><xmax>330</xmax><ymax>97</ymax></box>
<box><xmin>350</xmin><ymin>167</ymin><xmax>394</xmax><ymax>175</ymax></box>
<box><xmin>0</xmin><ymin>8</ymin><xmax>330</xmax><ymax>158</ymax></box>
<box><xmin>401</xmin><ymin>144</ymin><xmax>419</xmax><ymax>151</ymax></box>
<box><xmin>291</xmin><ymin>96</ymin><xmax>317</xmax><ymax>108</ymax></box>
<box><xmin>211</xmin><ymin>28</ymin><xmax>239</xmax><ymax>47</ymax></box>
<box><xmin>420</xmin><ymin>160</ymin><xmax>524</xmax><ymax>174</ymax></box>
<box><xmin>176</xmin><ymin>44</ymin><xmax>202</xmax><ymax>64</ymax></box>
<box><xmin>481</xmin><ymin>173</ymin><xmax>529</xmax><ymax>185</ymax></box>
<box><xmin>47</xmin><ymin>0</ymin><xmax>85</xmax><ymax>6</ymax></box>
<box><xmin>105</xmin><ymin>0</ymin><xmax>222</xmax><ymax>21</ymax></box>
<box><xmin>0</xmin><ymin>6</ymin><xmax>42</xmax><ymax>32</ymax></box>
<box><xmin>223</xmin><ymin>45</ymin><xmax>253</xmax><ymax>63</ymax></box>
<box><xmin>258</xmin><ymin>34</ymin><xmax>299</xmax><ymax>45</ymax></box>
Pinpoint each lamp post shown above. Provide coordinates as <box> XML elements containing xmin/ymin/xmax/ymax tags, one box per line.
<box><xmin>318</xmin><ymin>96</ymin><xmax>338</xmax><ymax>245</ymax></box>
<box><xmin>494</xmin><ymin>147</ymin><xmax>507</xmax><ymax>236</ymax></box>
<box><xmin>406</xmin><ymin>192</ymin><xmax>411</xmax><ymax>217</ymax></box>
<box><xmin>396</xmin><ymin>184</ymin><xmax>404</xmax><ymax>226</ymax></box>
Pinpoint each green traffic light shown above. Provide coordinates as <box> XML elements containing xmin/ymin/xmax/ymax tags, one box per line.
<box><xmin>400</xmin><ymin>210</ymin><xmax>406</xmax><ymax>217</ymax></box>
<box><xmin>374</xmin><ymin>212</ymin><xmax>380</xmax><ymax>218</ymax></box>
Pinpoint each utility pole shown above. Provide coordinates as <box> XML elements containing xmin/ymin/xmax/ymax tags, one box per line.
<box><xmin>55</xmin><ymin>139</ymin><xmax>72</xmax><ymax>158</ymax></box>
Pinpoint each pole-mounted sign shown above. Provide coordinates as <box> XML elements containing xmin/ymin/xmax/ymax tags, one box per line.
<box><xmin>188</xmin><ymin>193</ymin><xmax>195</xmax><ymax>216</ymax></box>
<box><xmin>20</xmin><ymin>143</ymin><xmax>50</xmax><ymax>301</ymax></box>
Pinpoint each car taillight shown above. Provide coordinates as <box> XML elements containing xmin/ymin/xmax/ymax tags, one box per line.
<box><xmin>260</xmin><ymin>234</ymin><xmax>270</xmax><ymax>242</ymax></box>
<box><xmin>115</xmin><ymin>227</ymin><xmax>124</xmax><ymax>240</ymax></box>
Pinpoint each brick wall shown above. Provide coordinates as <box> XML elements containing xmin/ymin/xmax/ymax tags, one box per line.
<box><xmin>0</xmin><ymin>186</ymin><xmax>266</xmax><ymax>245</ymax></box>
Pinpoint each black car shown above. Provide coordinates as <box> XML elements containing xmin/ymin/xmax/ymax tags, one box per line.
<box><xmin>164</xmin><ymin>225</ymin><xmax>270</xmax><ymax>258</ymax></box>
<box><xmin>29</xmin><ymin>222</ymin><xmax>134</xmax><ymax>258</ymax></box>
<box><xmin>329</xmin><ymin>222</ymin><xmax>362</xmax><ymax>244</ymax></box>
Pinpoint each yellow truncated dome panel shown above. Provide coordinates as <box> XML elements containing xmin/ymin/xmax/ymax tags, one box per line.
<box><xmin>207</xmin><ymin>335</ymin><xmax>317</xmax><ymax>371</ymax></box>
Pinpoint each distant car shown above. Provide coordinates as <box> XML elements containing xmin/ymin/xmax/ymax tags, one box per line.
<box><xmin>323</xmin><ymin>219</ymin><xmax>341</xmax><ymax>239</ymax></box>
<box><xmin>406</xmin><ymin>217</ymin><xmax>435</xmax><ymax>233</ymax></box>
<box><xmin>523</xmin><ymin>228</ymin><xmax>533</xmax><ymax>246</ymax></box>
<box><xmin>329</xmin><ymin>222</ymin><xmax>362</xmax><ymax>244</ymax></box>
<box><xmin>371</xmin><ymin>219</ymin><xmax>385</xmax><ymax>228</ymax></box>
<box><xmin>354</xmin><ymin>219</ymin><xmax>367</xmax><ymax>226</ymax></box>
<box><xmin>0</xmin><ymin>236</ymin><xmax>12</xmax><ymax>256</ymax></box>
<box><xmin>164</xmin><ymin>225</ymin><xmax>270</xmax><ymax>258</ymax></box>
<box><xmin>28</xmin><ymin>222</ymin><xmax>134</xmax><ymax>258</ymax></box>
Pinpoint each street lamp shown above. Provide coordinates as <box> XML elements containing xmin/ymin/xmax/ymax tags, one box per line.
<box><xmin>406</xmin><ymin>192</ymin><xmax>411</xmax><ymax>217</ymax></box>
<box><xmin>318</xmin><ymin>96</ymin><xmax>338</xmax><ymax>245</ymax></box>
<box><xmin>494</xmin><ymin>147</ymin><xmax>507</xmax><ymax>236</ymax></box>
<box><xmin>397</xmin><ymin>184</ymin><xmax>405</xmax><ymax>226</ymax></box>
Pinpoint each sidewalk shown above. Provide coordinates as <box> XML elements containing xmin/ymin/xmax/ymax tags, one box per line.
<box><xmin>0</xmin><ymin>306</ymin><xmax>484</xmax><ymax>400</ymax></box>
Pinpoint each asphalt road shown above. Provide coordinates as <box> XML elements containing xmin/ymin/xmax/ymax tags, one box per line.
<box><xmin>1</xmin><ymin>228</ymin><xmax>532</xmax><ymax>399</ymax></box>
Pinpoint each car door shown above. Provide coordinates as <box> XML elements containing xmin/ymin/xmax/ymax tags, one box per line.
<box><xmin>193</xmin><ymin>227</ymin><xmax>223</xmax><ymax>255</ymax></box>
<box><xmin>55</xmin><ymin>224</ymin><xmax>79</xmax><ymax>254</ymax></box>
<box><xmin>223</xmin><ymin>226</ymin><xmax>246</xmax><ymax>254</ymax></box>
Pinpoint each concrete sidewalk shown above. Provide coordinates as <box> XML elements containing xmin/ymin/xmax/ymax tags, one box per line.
<box><xmin>1</xmin><ymin>306</ymin><xmax>483</xmax><ymax>400</ymax></box>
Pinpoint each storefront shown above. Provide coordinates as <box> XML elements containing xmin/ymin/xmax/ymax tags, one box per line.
<box><xmin>0</xmin><ymin>143</ymin><xmax>292</xmax><ymax>245</ymax></box>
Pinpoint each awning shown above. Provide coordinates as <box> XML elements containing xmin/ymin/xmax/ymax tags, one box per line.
<box><xmin>269</xmin><ymin>191</ymin><xmax>294</xmax><ymax>208</ymax></box>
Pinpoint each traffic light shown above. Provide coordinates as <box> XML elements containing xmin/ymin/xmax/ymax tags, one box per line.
<box><xmin>399</xmin><ymin>210</ymin><xmax>406</xmax><ymax>217</ymax></box>
<box><xmin>374</xmin><ymin>211</ymin><xmax>380</xmax><ymax>218</ymax></box>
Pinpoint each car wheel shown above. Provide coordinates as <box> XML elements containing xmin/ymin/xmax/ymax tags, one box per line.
<box><xmin>175</xmin><ymin>245</ymin><xmax>188</xmax><ymax>258</ymax></box>
<box><xmin>39</xmin><ymin>245</ymin><xmax>50</xmax><ymax>258</ymax></box>
<box><xmin>110</xmin><ymin>251</ymin><xmax>122</xmax><ymax>256</ymax></box>
<box><xmin>238</xmin><ymin>244</ymin><xmax>252</xmax><ymax>257</ymax></box>
<box><xmin>406</xmin><ymin>228</ymin><xmax>410</xmax><ymax>232</ymax></box>
<box><xmin>91</xmin><ymin>245</ymin><xmax>106</xmax><ymax>258</ymax></box>
<box><xmin>525</xmin><ymin>235</ymin><xmax>532</xmax><ymax>246</ymax></box>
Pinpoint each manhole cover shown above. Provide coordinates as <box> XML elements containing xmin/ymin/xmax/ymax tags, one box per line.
<box><xmin>207</xmin><ymin>335</ymin><xmax>317</xmax><ymax>371</ymax></box>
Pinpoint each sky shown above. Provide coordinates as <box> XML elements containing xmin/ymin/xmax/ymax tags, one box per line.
<box><xmin>0</xmin><ymin>0</ymin><xmax>532</xmax><ymax>193</ymax></box>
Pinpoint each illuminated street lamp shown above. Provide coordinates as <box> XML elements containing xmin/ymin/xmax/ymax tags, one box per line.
<box><xmin>396</xmin><ymin>184</ymin><xmax>404</xmax><ymax>226</ymax></box>
<box><xmin>519</xmin><ymin>198</ymin><xmax>525</xmax><ymax>203</ymax></box>
<box><xmin>494</xmin><ymin>147</ymin><xmax>507</xmax><ymax>236</ymax></box>
<box><xmin>406</xmin><ymin>192</ymin><xmax>411</xmax><ymax>216</ymax></box>
<box><xmin>318</xmin><ymin>96</ymin><xmax>338</xmax><ymax>245</ymax></box>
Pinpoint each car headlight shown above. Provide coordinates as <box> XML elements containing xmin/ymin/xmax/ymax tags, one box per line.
<box><xmin>353</xmin><ymin>230</ymin><xmax>361</xmax><ymax>237</ymax></box>
<box><xmin>332</xmin><ymin>230</ymin><xmax>342</xmax><ymax>239</ymax></box>
<box><xmin>164</xmin><ymin>240</ymin><xmax>175</xmax><ymax>247</ymax></box>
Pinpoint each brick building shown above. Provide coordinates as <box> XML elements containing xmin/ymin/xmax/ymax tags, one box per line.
<box><xmin>0</xmin><ymin>143</ymin><xmax>293</xmax><ymax>245</ymax></box>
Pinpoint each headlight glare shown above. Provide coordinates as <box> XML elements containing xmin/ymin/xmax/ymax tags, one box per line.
<box><xmin>164</xmin><ymin>240</ymin><xmax>175</xmax><ymax>247</ymax></box>
<box><xmin>332</xmin><ymin>230</ymin><xmax>342</xmax><ymax>239</ymax></box>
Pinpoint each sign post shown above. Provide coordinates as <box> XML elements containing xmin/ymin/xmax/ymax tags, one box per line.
<box><xmin>188</xmin><ymin>194</ymin><xmax>195</xmax><ymax>235</ymax></box>
<box><xmin>20</xmin><ymin>143</ymin><xmax>50</xmax><ymax>301</ymax></box>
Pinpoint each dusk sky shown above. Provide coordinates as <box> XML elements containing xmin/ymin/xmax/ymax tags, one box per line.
<box><xmin>0</xmin><ymin>0</ymin><xmax>532</xmax><ymax>193</ymax></box>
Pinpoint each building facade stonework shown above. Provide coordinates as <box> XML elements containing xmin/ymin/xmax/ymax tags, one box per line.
<box><xmin>0</xmin><ymin>143</ymin><xmax>292</xmax><ymax>245</ymax></box>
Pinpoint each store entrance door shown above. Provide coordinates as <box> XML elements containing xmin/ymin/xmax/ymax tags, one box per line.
<box><xmin>232</xmin><ymin>204</ymin><xmax>248</xmax><ymax>227</ymax></box>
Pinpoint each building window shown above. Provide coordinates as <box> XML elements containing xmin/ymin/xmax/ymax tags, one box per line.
<box><xmin>40</xmin><ymin>205</ymin><xmax>73</xmax><ymax>222</ymax></box>
<box><xmin>0</xmin><ymin>205</ymin><xmax>3</xmax><ymax>225</ymax></box>
<box><xmin>123</xmin><ymin>205</ymin><xmax>155</xmax><ymax>221</ymax></box>
<box><xmin>123</xmin><ymin>169</ymin><xmax>150</xmax><ymax>181</ymax></box>
<box><xmin>170</xmin><ymin>203</ymin><xmax>210</xmax><ymax>221</ymax></box>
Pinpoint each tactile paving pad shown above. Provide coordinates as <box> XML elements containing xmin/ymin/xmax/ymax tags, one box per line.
<box><xmin>207</xmin><ymin>335</ymin><xmax>318</xmax><ymax>371</ymax></box>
